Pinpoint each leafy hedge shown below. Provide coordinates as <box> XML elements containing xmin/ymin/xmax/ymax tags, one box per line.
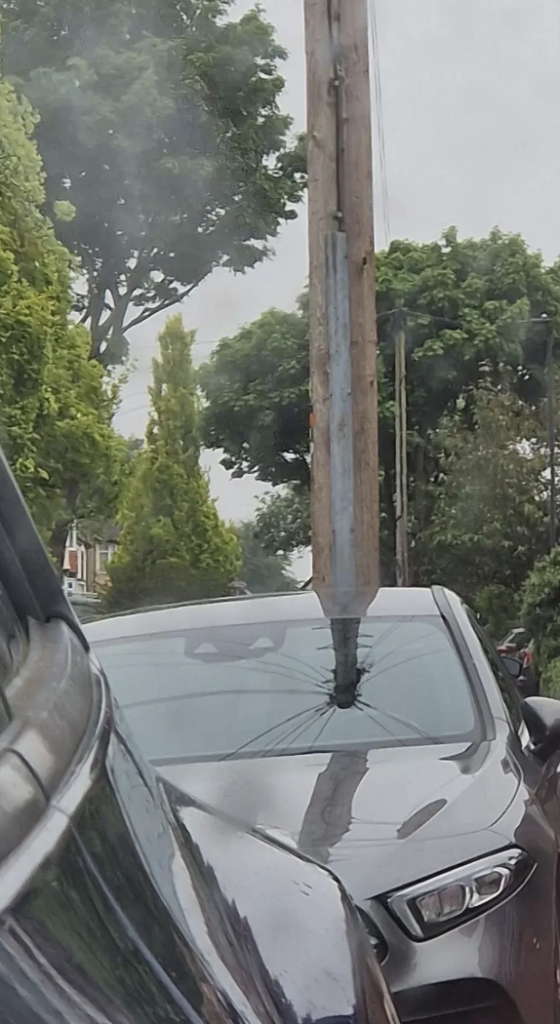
<box><xmin>521</xmin><ymin>547</ymin><xmax>560</xmax><ymax>692</ymax></box>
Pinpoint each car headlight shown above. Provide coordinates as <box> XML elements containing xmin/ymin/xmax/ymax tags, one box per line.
<box><xmin>386</xmin><ymin>848</ymin><xmax>535</xmax><ymax>940</ymax></box>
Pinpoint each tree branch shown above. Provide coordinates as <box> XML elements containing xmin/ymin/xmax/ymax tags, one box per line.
<box><xmin>121</xmin><ymin>251</ymin><xmax>151</xmax><ymax>302</ymax></box>
<box><xmin>86</xmin><ymin>264</ymin><xmax>211</xmax><ymax>358</ymax></box>
<box><xmin>123</xmin><ymin>274</ymin><xmax>211</xmax><ymax>333</ymax></box>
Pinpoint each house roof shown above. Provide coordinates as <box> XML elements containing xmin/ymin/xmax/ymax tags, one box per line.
<box><xmin>77</xmin><ymin>521</ymin><xmax>121</xmax><ymax>547</ymax></box>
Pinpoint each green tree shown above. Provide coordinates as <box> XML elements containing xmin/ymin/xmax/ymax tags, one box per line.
<box><xmin>521</xmin><ymin>548</ymin><xmax>560</xmax><ymax>695</ymax></box>
<box><xmin>419</xmin><ymin>381</ymin><xmax>549</xmax><ymax>628</ymax></box>
<box><xmin>1</xmin><ymin>0</ymin><xmax>306</xmax><ymax>362</ymax></box>
<box><xmin>199</xmin><ymin>302</ymin><xmax>310</xmax><ymax>486</ymax></box>
<box><xmin>235</xmin><ymin>521</ymin><xmax>297</xmax><ymax>593</ymax></box>
<box><xmin>0</xmin><ymin>49</ymin><xmax>122</xmax><ymax>561</ymax></box>
<box><xmin>254</xmin><ymin>485</ymin><xmax>310</xmax><ymax>555</ymax></box>
<box><xmin>108</xmin><ymin>315</ymin><xmax>240</xmax><ymax>610</ymax></box>
<box><xmin>377</xmin><ymin>229</ymin><xmax>560</xmax><ymax>543</ymax></box>
<box><xmin>252</xmin><ymin>481</ymin><xmax>398</xmax><ymax>585</ymax></box>
<box><xmin>75</xmin><ymin>437</ymin><xmax>142</xmax><ymax>555</ymax></box>
<box><xmin>200</xmin><ymin>229</ymin><xmax>560</xmax><ymax>576</ymax></box>
<box><xmin>33</xmin><ymin>324</ymin><xmax>126</xmax><ymax>565</ymax></box>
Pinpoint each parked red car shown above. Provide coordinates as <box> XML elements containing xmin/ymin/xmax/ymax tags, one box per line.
<box><xmin>497</xmin><ymin>627</ymin><xmax>531</xmax><ymax>658</ymax></box>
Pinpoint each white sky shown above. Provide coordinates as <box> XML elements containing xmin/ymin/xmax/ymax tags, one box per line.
<box><xmin>114</xmin><ymin>0</ymin><xmax>560</xmax><ymax>577</ymax></box>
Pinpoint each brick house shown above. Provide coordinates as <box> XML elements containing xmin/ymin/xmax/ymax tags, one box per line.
<box><xmin>63</xmin><ymin>522</ymin><xmax>120</xmax><ymax>596</ymax></box>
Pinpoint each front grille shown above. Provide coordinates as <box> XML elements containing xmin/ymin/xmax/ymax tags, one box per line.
<box><xmin>394</xmin><ymin>979</ymin><xmax>522</xmax><ymax>1024</ymax></box>
<box><xmin>355</xmin><ymin>906</ymin><xmax>389</xmax><ymax>965</ymax></box>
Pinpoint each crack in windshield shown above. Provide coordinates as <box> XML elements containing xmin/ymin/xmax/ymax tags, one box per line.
<box><xmin>94</xmin><ymin>613</ymin><xmax>480</xmax><ymax>765</ymax></box>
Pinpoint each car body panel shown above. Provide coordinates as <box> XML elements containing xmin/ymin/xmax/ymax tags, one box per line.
<box><xmin>1</xmin><ymin>671</ymin><xmax>398</xmax><ymax>1024</ymax></box>
<box><xmin>84</xmin><ymin>589</ymin><xmax>439</xmax><ymax>646</ymax></box>
<box><xmin>0</xmin><ymin>451</ymin><xmax>400</xmax><ymax>1024</ymax></box>
<box><xmin>87</xmin><ymin>589</ymin><xmax>560</xmax><ymax>1024</ymax></box>
<box><xmin>159</xmin><ymin>737</ymin><xmax>522</xmax><ymax>899</ymax></box>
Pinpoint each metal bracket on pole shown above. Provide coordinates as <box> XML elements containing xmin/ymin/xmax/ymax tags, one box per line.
<box><xmin>326</xmin><ymin>231</ymin><xmax>356</xmax><ymax>615</ymax></box>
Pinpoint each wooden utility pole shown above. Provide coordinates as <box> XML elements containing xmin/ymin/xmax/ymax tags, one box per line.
<box><xmin>394</xmin><ymin>309</ymin><xmax>409</xmax><ymax>586</ymax></box>
<box><xmin>304</xmin><ymin>0</ymin><xmax>379</xmax><ymax>617</ymax></box>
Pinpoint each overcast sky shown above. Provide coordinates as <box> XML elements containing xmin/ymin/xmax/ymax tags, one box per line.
<box><xmin>115</xmin><ymin>0</ymin><xmax>560</xmax><ymax>572</ymax></box>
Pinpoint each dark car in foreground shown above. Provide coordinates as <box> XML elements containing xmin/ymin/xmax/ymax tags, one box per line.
<box><xmin>87</xmin><ymin>587</ymin><xmax>560</xmax><ymax>1024</ymax></box>
<box><xmin>0</xmin><ymin>451</ymin><xmax>400</xmax><ymax>1024</ymax></box>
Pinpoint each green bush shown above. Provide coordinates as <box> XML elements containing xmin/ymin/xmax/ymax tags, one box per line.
<box><xmin>540</xmin><ymin>658</ymin><xmax>560</xmax><ymax>699</ymax></box>
<box><xmin>474</xmin><ymin>585</ymin><xmax>519</xmax><ymax>643</ymax></box>
<box><xmin>521</xmin><ymin>547</ymin><xmax>560</xmax><ymax>676</ymax></box>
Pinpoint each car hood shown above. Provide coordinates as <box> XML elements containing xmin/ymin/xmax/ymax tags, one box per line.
<box><xmin>160</xmin><ymin>739</ymin><xmax>522</xmax><ymax>900</ymax></box>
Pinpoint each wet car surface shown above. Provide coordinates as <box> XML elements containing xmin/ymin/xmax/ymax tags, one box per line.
<box><xmin>0</xmin><ymin>450</ymin><xmax>401</xmax><ymax>1024</ymax></box>
<box><xmin>88</xmin><ymin>588</ymin><xmax>560</xmax><ymax>1024</ymax></box>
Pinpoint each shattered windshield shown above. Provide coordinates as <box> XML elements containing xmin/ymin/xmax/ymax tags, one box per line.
<box><xmin>93</xmin><ymin>615</ymin><xmax>479</xmax><ymax>764</ymax></box>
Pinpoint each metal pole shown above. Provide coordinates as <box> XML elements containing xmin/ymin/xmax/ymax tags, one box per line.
<box><xmin>547</xmin><ymin>324</ymin><xmax>556</xmax><ymax>550</ymax></box>
<box><xmin>304</xmin><ymin>0</ymin><xmax>337</xmax><ymax>605</ymax></box>
<box><xmin>395</xmin><ymin>309</ymin><xmax>409</xmax><ymax>585</ymax></box>
<box><xmin>326</xmin><ymin>231</ymin><xmax>355</xmax><ymax>610</ymax></box>
<box><xmin>304</xmin><ymin>0</ymin><xmax>379</xmax><ymax>618</ymax></box>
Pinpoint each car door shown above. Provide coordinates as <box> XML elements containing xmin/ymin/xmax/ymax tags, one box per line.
<box><xmin>465</xmin><ymin>606</ymin><xmax>560</xmax><ymax>840</ymax></box>
<box><xmin>0</xmin><ymin>449</ymin><xmax>401</xmax><ymax>1024</ymax></box>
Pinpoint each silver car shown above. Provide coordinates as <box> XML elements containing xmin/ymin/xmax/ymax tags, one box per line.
<box><xmin>87</xmin><ymin>587</ymin><xmax>560</xmax><ymax>1024</ymax></box>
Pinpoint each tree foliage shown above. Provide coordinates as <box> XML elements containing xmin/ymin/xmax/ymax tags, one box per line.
<box><xmin>254</xmin><ymin>485</ymin><xmax>310</xmax><ymax>556</ymax></box>
<box><xmin>234</xmin><ymin>521</ymin><xmax>297</xmax><ymax>593</ymax></box>
<box><xmin>200</xmin><ymin>302</ymin><xmax>310</xmax><ymax>486</ymax></box>
<box><xmin>200</xmin><ymin>229</ymin><xmax>560</xmax><ymax>588</ymax></box>
<box><xmin>108</xmin><ymin>315</ymin><xmax>240</xmax><ymax>610</ymax></box>
<box><xmin>419</xmin><ymin>381</ymin><xmax>549</xmax><ymax>618</ymax></box>
<box><xmin>0</xmin><ymin>50</ymin><xmax>123</xmax><ymax>559</ymax></box>
<box><xmin>521</xmin><ymin>547</ymin><xmax>560</xmax><ymax>693</ymax></box>
<box><xmin>0</xmin><ymin>0</ymin><xmax>306</xmax><ymax>362</ymax></box>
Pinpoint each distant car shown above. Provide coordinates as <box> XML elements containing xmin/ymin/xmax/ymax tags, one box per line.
<box><xmin>498</xmin><ymin>627</ymin><xmax>532</xmax><ymax>657</ymax></box>
<box><xmin>498</xmin><ymin>629</ymin><xmax>539</xmax><ymax>695</ymax></box>
<box><xmin>88</xmin><ymin>588</ymin><xmax>560</xmax><ymax>1024</ymax></box>
<box><xmin>0</xmin><ymin>450</ymin><xmax>400</xmax><ymax>1024</ymax></box>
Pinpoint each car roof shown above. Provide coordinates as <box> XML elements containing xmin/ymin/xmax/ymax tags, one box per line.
<box><xmin>85</xmin><ymin>586</ymin><xmax>441</xmax><ymax>643</ymax></box>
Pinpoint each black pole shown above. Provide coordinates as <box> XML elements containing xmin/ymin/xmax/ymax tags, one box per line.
<box><xmin>546</xmin><ymin>323</ymin><xmax>556</xmax><ymax>551</ymax></box>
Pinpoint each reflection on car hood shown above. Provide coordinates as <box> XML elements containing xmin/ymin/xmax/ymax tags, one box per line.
<box><xmin>160</xmin><ymin>740</ymin><xmax>521</xmax><ymax>899</ymax></box>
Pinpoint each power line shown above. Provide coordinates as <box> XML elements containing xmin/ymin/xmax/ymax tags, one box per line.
<box><xmin>118</xmin><ymin>390</ymin><xmax>152</xmax><ymax>406</ymax></box>
<box><xmin>116</xmin><ymin>403</ymin><xmax>150</xmax><ymax>420</ymax></box>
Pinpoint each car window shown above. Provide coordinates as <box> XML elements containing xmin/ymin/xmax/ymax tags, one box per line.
<box><xmin>501</xmin><ymin>628</ymin><xmax>531</xmax><ymax>650</ymax></box>
<box><xmin>468</xmin><ymin>612</ymin><xmax>523</xmax><ymax>731</ymax></box>
<box><xmin>93</xmin><ymin>615</ymin><xmax>481</xmax><ymax>765</ymax></box>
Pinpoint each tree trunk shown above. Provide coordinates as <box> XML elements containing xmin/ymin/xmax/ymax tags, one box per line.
<box><xmin>381</xmin><ymin>466</ymin><xmax>396</xmax><ymax>585</ymax></box>
<box><xmin>48</xmin><ymin>482</ymin><xmax>81</xmax><ymax>574</ymax></box>
<box><xmin>88</xmin><ymin>280</ymin><xmax>130</xmax><ymax>365</ymax></box>
<box><xmin>410</xmin><ymin>440</ymin><xmax>426</xmax><ymax>585</ymax></box>
<box><xmin>414</xmin><ymin>440</ymin><xmax>426</xmax><ymax>531</ymax></box>
<box><xmin>49</xmin><ymin>518</ymin><xmax>71</xmax><ymax>576</ymax></box>
<box><xmin>88</xmin><ymin>283</ymin><xmax>107</xmax><ymax>360</ymax></box>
